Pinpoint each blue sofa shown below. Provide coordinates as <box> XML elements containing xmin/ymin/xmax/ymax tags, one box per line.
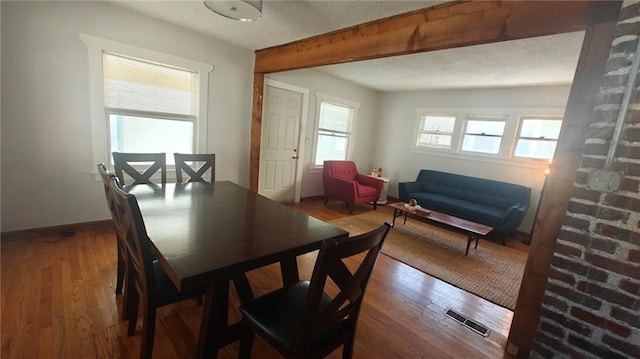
<box><xmin>398</xmin><ymin>170</ymin><xmax>531</xmax><ymax>236</ymax></box>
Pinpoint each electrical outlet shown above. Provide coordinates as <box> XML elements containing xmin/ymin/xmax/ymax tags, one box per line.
<box><xmin>586</xmin><ymin>170</ymin><xmax>622</xmax><ymax>192</ymax></box>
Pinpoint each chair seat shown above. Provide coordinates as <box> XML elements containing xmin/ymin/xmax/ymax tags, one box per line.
<box><xmin>240</xmin><ymin>281</ymin><xmax>348</xmax><ymax>354</ymax></box>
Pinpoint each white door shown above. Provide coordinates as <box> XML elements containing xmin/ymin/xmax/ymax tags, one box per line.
<box><xmin>259</xmin><ymin>85</ymin><xmax>303</xmax><ymax>202</ymax></box>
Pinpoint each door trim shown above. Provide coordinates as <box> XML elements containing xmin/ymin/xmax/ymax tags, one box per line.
<box><xmin>263</xmin><ymin>79</ymin><xmax>310</xmax><ymax>203</ymax></box>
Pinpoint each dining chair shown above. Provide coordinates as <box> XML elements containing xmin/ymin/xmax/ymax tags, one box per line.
<box><xmin>238</xmin><ymin>222</ymin><xmax>391</xmax><ymax>359</ymax></box>
<box><xmin>174</xmin><ymin>153</ymin><xmax>216</xmax><ymax>183</ymax></box>
<box><xmin>109</xmin><ymin>177</ymin><xmax>207</xmax><ymax>359</ymax></box>
<box><xmin>97</xmin><ymin>163</ymin><xmax>128</xmax><ymax>313</ymax></box>
<box><xmin>112</xmin><ymin>152</ymin><xmax>167</xmax><ymax>185</ymax></box>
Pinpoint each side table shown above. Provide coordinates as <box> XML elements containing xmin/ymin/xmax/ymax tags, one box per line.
<box><xmin>370</xmin><ymin>176</ymin><xmax>390</xmax><ymax>204</ymax></box>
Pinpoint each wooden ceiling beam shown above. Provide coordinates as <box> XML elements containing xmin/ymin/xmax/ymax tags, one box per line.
<box><xmin>254</xmin><ymin>0</ymin><xmax>620</xmax><ymax>74</ymax></box>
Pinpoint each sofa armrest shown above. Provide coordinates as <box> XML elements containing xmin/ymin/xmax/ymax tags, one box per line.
<box><xmin>500</xmin><ymin>204</ymin><xmax>528</xmax><ymax>234</ymax></box>
<box><xmin>355</xmin><ymin>174</ymin><xmax>383</xmax><ymax>191</ymax></box>
<box><xmin>398</xmin><ymin>181</ymin><xmax>422</xmax><ymax>202</ymax></box>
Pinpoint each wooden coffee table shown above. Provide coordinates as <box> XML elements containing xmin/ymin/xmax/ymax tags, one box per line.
<box><xmin>388</xmin><ymin>202</ymin><xmax>493</xmax><ymax>256</ymax></box>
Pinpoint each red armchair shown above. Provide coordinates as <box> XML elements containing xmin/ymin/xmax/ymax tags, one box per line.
<box><xmin>322</xmin><ymin>160</ymin><xmax>384</xmax><ymax>214</ymax></box>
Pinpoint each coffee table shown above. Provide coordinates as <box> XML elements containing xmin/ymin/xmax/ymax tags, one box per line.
<box><xmin>388</xmin><ymin>202</ymin><xmax>494</xmax><ymax>256</ymax></box>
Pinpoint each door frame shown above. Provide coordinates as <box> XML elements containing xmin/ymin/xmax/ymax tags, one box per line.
<box><xmin>261</xmin><ymin>79</ymin><xmax>310</xmax><ymax>203</ymax></box>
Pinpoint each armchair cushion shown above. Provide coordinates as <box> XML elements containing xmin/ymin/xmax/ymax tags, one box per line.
<box><xmin>322</xmin><ymin>161</ymin><xmax>383</xmax><ymax>213</ymax></box>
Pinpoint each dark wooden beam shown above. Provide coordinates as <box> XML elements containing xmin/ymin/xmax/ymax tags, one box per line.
<box><xmin>249</xmin><ymin>0</ymin><xmax>621</xmax><ymax>198</ymax></box>
<box><xmin>254</xmin><ymin>1</ymin><xmax>620</xmax><ymax>74</ymax></box>
<box><xmin>249</xmin><ymin>72</ymin><xmax>264</xmax><ymax>192</ymax></box>
<box><xmin>507</xmin><ymin>20</ymin><xmax>618</xmax><ymax>358</ymax></box>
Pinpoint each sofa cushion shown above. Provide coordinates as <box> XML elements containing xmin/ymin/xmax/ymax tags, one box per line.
<box><xmin>411</xmin><ymin>193</ymin><xmax>505</xmax><ymax>224</ymax></box>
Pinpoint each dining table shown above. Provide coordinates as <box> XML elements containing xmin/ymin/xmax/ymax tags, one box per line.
<box><xmin>126</xmin><ymin>181</ymin><xmax>349</xmax><ymax>358</ymax></box>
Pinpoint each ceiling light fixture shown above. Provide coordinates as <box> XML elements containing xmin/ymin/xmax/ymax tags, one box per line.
<box><xmin>203</xmin><ymin>0</ymin><xmax>262</xmax><ymax>22</ymax></box>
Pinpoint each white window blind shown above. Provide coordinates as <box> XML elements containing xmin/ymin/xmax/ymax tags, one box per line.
<box><xmin>315</xmin><ymin>100</ymin><xmax>354</xmax><ymax>165</ymax></box>
<box><xmin>103</xmin><ymin>53</ymin><xmax>198</xmax><ymax>119</ymax></box>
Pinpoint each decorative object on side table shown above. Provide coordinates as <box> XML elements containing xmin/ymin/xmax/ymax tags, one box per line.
<box><xmin>371</xmin><ymin>166</ymin><xmax>383</xmax><ymax>177</ymax></box>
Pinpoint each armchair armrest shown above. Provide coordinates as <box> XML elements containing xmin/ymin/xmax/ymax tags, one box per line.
<box><xmin>355</xmin><ymin>174</ymin><xmax>383</xmax><ymax>191</ymax></box>
<box><xmin>398</xmin><ymin>181</ymin><xmax>422</xmax><ymax>202</ymax></box>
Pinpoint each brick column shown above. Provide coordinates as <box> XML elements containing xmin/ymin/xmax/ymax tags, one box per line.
<box><xmin>531</xmin><ymin>1</ymin><xmax>640</xmax><ymax>358</ymax></box>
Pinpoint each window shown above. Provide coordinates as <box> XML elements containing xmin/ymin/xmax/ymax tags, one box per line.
<box><xmin>461</xmin><ymin>115</ymin><xmax>507</xmax><ymax>155</ymax></box>
<box><xmin>416</xmin><ymin>114</ymin><xmax>456</xmax><ymax>149</ymax></box>
<box><xmin>314</xmin><ymin>95</ymin><xmax>358</xmax><ymax>166</ymax></box>
<box><xmin>81</xmin><ymin>34</ymin><xmax>212</xmax><ymax>174</ymax></box>
<box><xmin>104</xmin><ymin>54</ymin><xmax>198</xmax><ymax>164</ymax></box>
<box><xmin>514</xmin><ymin>116</ymin><xmax>562</xmax><ymax>160</ymax></box>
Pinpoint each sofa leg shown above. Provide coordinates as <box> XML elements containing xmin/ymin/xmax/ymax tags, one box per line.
<box><xmin>324</xmin><ymin>196</ymin><xmax>329</xmax><ymax>205</ymax></box>
<box><xmin>373</xmin><ymin>202</ymin><xmax>377</xmax><ymax>210</ymax></box>
<box><xmin>348</xmin><ymin>203</ymin><xmax>354</xmax><ymax>214</ymax></box>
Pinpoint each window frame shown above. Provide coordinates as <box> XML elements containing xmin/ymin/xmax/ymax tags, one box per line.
<box><xmin>312</xmin><ymin>93</ymin><xmax>359</xmax><ymax>168</ymax></box>
<box><xmin>414</xmin><ymin>113</ymin><xmax>457</xmax><ymax>150</ymax></box>
<box><xmin>410</xmin><ymin>107</ymin><xmax>564</xmax><ymax>167</ymax></box>
<box><xmin>81</xmin><ymin>33</ymin><xmax>213</xmax><ymax>178</ymax></box>
<box><xmin>460</xmin><ymin>114</ymin><xmax>508</xmax><ymax>156</ymax></box>
<box><xmin>512</xmin><ymin>115</ymin><xmax>563</xmax><ymax>161</ymax></box>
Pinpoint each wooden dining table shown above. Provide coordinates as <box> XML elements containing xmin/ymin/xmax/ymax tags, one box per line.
<box><xmin>126</xmin><ymin>181</ymin><xmax>348</xmax><ymax>358</ymax></box>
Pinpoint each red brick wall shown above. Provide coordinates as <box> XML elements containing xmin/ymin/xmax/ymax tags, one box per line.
<box><xmin>531</xmin><ymin>1</ymin><xmax>640</xmax><ymax>358</ymax></box>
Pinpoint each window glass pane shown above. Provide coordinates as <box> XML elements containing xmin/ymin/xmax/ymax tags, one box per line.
<box><xmin>417</xmin><ymin>134</ymin><xmax>452</xmax><ymax>147</ymax></box>
<box><xmin>520</xmin><ymin>119</ymin><xmax>561</xmax><ymax>139</ymax></box>
<box><xmin>315</xmin><ymin>133</ymin><xmax>347</xmax><ymax>165</ymax></box>
<box><xmin>319</xmin><ymin>102</ymin><xmax>351</xmax><ymax>132</ymax></box>
<box><xmin>461</xmin><ymin>134</ymin><xmax>502</xmax><ymax>154</ymax></box>
<box><xmin>515</xmin><ymin>139</ymin><xmax>557</xmax><ymax>159</ymax></box>
<box><xmin>104</xmin><ymin>53</ymin><xmax>197</xmax><ymax>116</ymax></box>
<box><xmin>109</xmin><ymin>114</ymin><xmax>193</xmax><ymax>164</ymax></box>
<box><xmin>465</xmin><ymin>120</ymin><xmax>505</xmax><ymax>136</ymax></box>
<box><xmin>422</xmin><ymin>115</ymin><xmax>455</xmax><ymax>132</ymax></box>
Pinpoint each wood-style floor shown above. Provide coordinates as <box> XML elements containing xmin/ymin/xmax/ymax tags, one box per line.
<box><xmin>1</xmin><ymin>198</ymin><xmax>527</xmax><ymax>358</ymax></box>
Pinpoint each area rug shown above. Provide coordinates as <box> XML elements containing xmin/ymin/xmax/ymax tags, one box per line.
<box><xmin>328</xmin><ymin>209</ymin><xmax>527</xmax><ymax>310</ymax></box>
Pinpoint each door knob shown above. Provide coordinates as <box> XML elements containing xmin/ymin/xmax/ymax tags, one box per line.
<box><xmin>292</xmin><ymin>155</ymin><xmax>299</xmax><ymax>159</ymax></box>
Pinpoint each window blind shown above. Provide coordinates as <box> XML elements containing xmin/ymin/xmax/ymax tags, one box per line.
<box><xmin>103</xmin><ymin>53</ymin><xmax>197</xmax><ymax>118</ymax></box>
<box><xmin>319</xmin><ymin>101</ymin><xmax>351</xmax><ymax>133</ymax></box>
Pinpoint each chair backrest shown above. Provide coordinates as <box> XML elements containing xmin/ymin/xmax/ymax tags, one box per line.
<box><xmin>323</xmin><ymin>160</ymin><xmax>359</xmax><ymax>180</ymax></box>
<box><xmin>109</xmin><ymin>177</ymin><xmax>157</xmax><ymax>296</ymax></box>
<box><xmin>174</xmin><ymin>153</ymin><xmax>215</xmax><ymax>183</ymax></box>
<box><xmin>300</xmin><ymin>222</ymin><xmax>391</xmax><ymax>350</ymax></box>
<box><xmin>97</xmin><ymin>163</ymin><xmax>117</xmax><ymax>213</ymax></box>
<box><xmin>112</xmin><ymin>152</ymin><xmax>167</xmax><ymax>186</ymax></box>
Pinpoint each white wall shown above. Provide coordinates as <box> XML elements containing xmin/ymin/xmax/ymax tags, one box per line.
<box><xmin>266</xmin><ymin>69</ymin><xmax>380</xmax><ymax>198</ymax></box>
<box><xmin>1</xmin><ymin>1</ymin><xmax>254</xmax><ymax>232</ymax></box>
<box><xmin>374</xmin><ymin>85</ymin><xmax>572</xmax><ymax>232</ymax></box>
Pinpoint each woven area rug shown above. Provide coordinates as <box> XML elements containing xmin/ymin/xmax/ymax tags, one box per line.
<box><xmin>329</xmin><ymin>209</ymin><xmax>527</xmax><ymax>310</ymax></box>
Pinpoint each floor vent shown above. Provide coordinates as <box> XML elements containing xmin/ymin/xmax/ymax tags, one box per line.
<box><xmin>445</xmin><ymin>308</ymin><xmax>490</xmax><ymax>337</ymax></box>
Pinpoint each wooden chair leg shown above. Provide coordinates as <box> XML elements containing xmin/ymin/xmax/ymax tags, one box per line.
<box><xmin>121</xmin><ymin>263</ymin><xmax>130</xmax><ymax>320</ymax></box>
<box><xmin>127</xmin><ymin>289</ymin><xmax>139</xmax><ymax>336</ymax></box>
<box><xmin>140</xmin><ymin>305</ymin><xmax>156</xmax><ymax>359</ymax></box>
<box><xmin>342</xmin><ymin>334</ymin><xmax>355</xmax><ymax>359</ymax></box>
<box><xmin>239</xmin><ymin>320</ymin><xmax>255</xmax><ymax>359</ymax></box>
<box><xmin>116</xmin><ymin>249</ymin><xmax>124</xmax><ymax>295</ymax></box>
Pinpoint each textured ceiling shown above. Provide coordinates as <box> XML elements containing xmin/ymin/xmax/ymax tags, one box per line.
<box><xmin>107</xmin><ymin>0</ymin><xmax>583</xmax><ymax>91</ymax></box>
<box><xmin>316</xmin><ymin>31</ymin><xmax>585</xmax><ymax>92</ymax></box>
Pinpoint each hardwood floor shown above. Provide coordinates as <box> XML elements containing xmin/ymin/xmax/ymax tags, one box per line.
<box><xmin>1</xmin><ymin>198</ymin><xmax>525</xmax><ymax>358</ymax></box>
